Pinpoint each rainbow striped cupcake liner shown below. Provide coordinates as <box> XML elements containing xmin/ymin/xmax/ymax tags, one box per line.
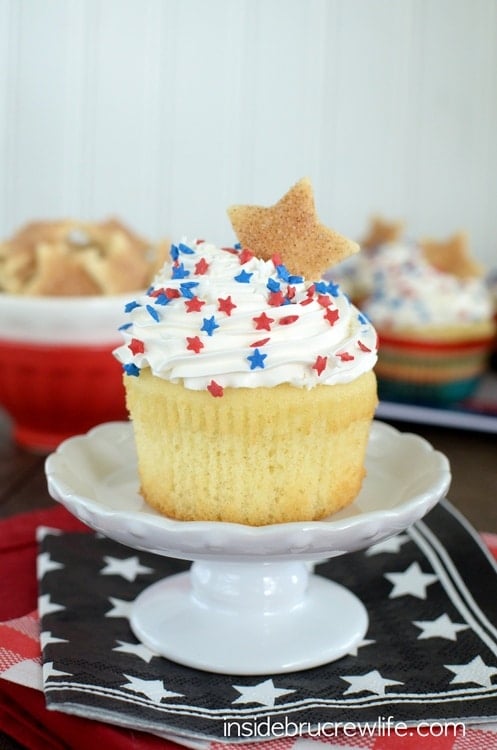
<box><xmin>376</xmin><ymin>332</ymin><xmax>494</xmax><ymax>406</ymax></box>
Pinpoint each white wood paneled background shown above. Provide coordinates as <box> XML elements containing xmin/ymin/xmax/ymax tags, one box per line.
<box><xmin>1</xmin><ymin>0</ymin><xmax>496</xmax><ymax>265</ymax></box>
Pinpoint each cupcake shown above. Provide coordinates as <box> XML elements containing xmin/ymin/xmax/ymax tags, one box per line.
<box><xmin>115</xmin><ymin>179</ymin><xmax>378</xmax><ymax>526</ymax></box>
<box><xmin>324</xmin><ymin>215</ymin><xmax>406</xmax><ymax>305</ymax></box>
<box><xmin>361</xmin><ymin>233</ymin><xmax>495</xmax><ymax>406</ymax></box>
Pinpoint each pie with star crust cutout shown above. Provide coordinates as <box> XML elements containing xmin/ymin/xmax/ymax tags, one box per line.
<box><xmin>227</xmin><ymin>177</ymin><xmax>359</xmax><ymax>280</ymax></box>
<box><xmin>360</xmin><ymin>215</ymin><xmax>405</xmax><ymax>250</ymax></box>
<box><xmin>420</xmin><ymin>230</ymin><xmax>483</xmax><ymax>279</ymax></box>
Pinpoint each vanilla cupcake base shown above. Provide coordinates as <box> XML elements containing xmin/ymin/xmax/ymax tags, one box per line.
<box><xmin>124</xmin><ymin>369</ymin><xmax>378</xmax><ymax>526</ymax></box>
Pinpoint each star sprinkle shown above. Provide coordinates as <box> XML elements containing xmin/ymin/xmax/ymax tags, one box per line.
<box><xmin>252</xmin><ymin>312</ymin><xmax>274</xmax><ymax>331</ymax></box>
<box><xmin>247</xmin><ymin>348</ymin><xmax>267</xmax><ymax>369</ymax></box>
<box><xmin>227</xmin><ymin>177</ymin><xmax>359</xmax><ymax>279</ymax></box>
<box><xmin>324</xmin><ymin>307</ymin><xmax>340</xmax><ymax>326</ymax></box>
<box><xmin>217</xmin><ymin>296</ymin><xmax>237</xmax><ymax>315</ymax></box>
<box><xmin>201</xmin><ymin>316</ymin><xmax>220</xmax><ymax>336</ymax></box>
<box><xmin>360</xmin><ymin>215</ymin><xmax>405</xmax><ymax>249</ymax></box>
<box><xmin>186</xmin><ymin>336</ymin><xmax>204</xmax><ymax>353</ymax></box>
<box><xmin>420</xmin><ymin>230</ymin><xmax>483</xmax><ymax>278</ymax></box>
<box><xmin>123</xmin><ymin>362</ymin><xmax>140</xmax><ymax>377</ymax></box>
<box><xmin>234</xmin><ymin>269</ymin><xmax>253</xmax><ymax>284</ymax></box>
<box><xmin>128</xmin><ymin>338</ymin><xmax>145</xmax><ymax>355</ymax></box>
<box><xmin>312</xmin><ymin>355</ymin><xmax>327</xmax><ymax>376</ymax></box>
<box><xmin>207</xmin><ymin>380</ymin><xmax>224</xmax><ymax>397</ymax></box>
<box><xmin>194</xmin><ymin>257</ymin><xmax>209</xmax><ymax>275</ymax></box>
<box><xmin>184</xmin><ymin>296</ymin><xmax>205</xmax><ymax>312</ymax></box>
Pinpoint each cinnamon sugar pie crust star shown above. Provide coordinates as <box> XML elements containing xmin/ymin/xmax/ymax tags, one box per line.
<box><xmin>420</xmin><ymin>231</ymin><xmax>484</xmax><ymax>279</ymax></box>
<box><xmin>227</xmin><ymin>177</ymin><xmax>359</xmax><ymax>280</ymax></box>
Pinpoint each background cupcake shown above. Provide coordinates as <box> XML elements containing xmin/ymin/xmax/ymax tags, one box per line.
<box><xmin>360</xmin><ymin>233</ymin><xmax>495</xmax><ymax>406</ymax></box>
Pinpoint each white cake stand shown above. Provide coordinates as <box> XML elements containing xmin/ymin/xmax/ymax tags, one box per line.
<box><xmin>45</xmin><ymin>420</ymin><xmax>451</xmax><ymax>675</ymax></box>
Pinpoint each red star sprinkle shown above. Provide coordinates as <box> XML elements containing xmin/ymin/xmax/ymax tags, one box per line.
<box><xmin>250</xmin><ymin>337</ymin><xmax>270</xmax><ymax>347</ymax></box>
<box><xmin>194</xmin><ymin>257</ymin><xmax>209</xmax><ymax>275</ymax></box>
<box><xmin>312</xmin><ymin>355</ymin><xmax>327</xmax><ymax>376</ymax></box>
<box><xmin>279</xmin><ymin>315</ymin><xmax>299</xmax><ymax>325</ymax></box>
<box><xmin>324</xmin><ymin>307</ymin><xmax>340</xmax><ymax>326</ymax></box>
<box><xmin>165</xmin><ymin>287</ymin><xmax>181</xmax><ymax>299</ymax></box>
<box><xmin>218</xmin><ymin>296</ymin><xmax>237</xmax><ymax>316</ymax></box>
<box><xmin>186</xmin><ymin>336</ymin><xmax>204</xmax><ymax>353</ymax></box>
<box><xmin>253</xmin><ymin>312</ymin><xmax>274</xmax><ymax>331</ymax></box>
<box><xmin>358</xmin><ymin>340</ymin><xmax>372</xmax><ymax>352</ymax></box>
<box><xmin>185</xmin><ymin>296</ymin><xmax>205</xmax><ymax>313</ymax></box>
<box><xmin>128</xmin><ymin>338</ymin><xmax>145</xmax><ymax>355</ymax></box>
<box><xmin>317</xmin><ymin>294</ymin><xmax>332</xmax><ymax>308</ymax></box>
<box><xmin>268</xmin><ymin>290</ymin><xmax>284</xmax><ymax>307</ymax></box>
<box><xmin>239</xmin><ymin>248</ymin><xmax>254</xmax><ymax>264</ymax></box>
<box><xmin>337</xmin><ymin>351</ymin><xmax>354</xmax><ymax>362</ymax></box>
<box><xmin>207</xmin><ymin>380</ymin><xmax>224</xmax><ymax>397</ymax></box>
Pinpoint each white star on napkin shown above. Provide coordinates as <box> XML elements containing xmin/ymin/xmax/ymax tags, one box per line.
<box><xmin>347</xmin><ymin>638</ymin><xmax>376</xmax><ymax>657</ymax></box>
<box><xmin>38</xmin><ymin>594</ymin><xmax>65</xmax><ymax>616</ymax></box>
<box><xmin>232</xmin><ymin>679</ymin><xmax>295</xmax><ymax>708</ymax></box>
<box><xmin>113</xmin><ymin>639</ymin><xmax>157</xmax><ymax>663</ymax></box>
<box><xmin>340</xmin><ymin>669</ymin><xmax>404</xmax><ymax>696</ymax></box>
<box><xmin>121</xmin><ymin>674</ymin><xmax>184</xmax><ymax>702</ymax></box>
<box><xmin>445</xmin><ymin>655</ymin><xmax>497</xmax><ymax>688</ymax></box>
<box><xmin>105</xmin><ymin>597</ymin><xmax>133</xmax><ymax>619</ymax></box>
<box><xmin>37</xmin><ymin>552</ymin><xmax>64</xmax><ymax>579</ymax></box>
<box><xmin>413</xmin><ymin>613</ymin><xmax>469</xmax><ymax>641</ymax></box>
<box><xmin>43</xmin><ymin>661</ymin><xmax>72</xmax><ymax>680</ymax></box>
<box><xmin>100</xmin><ymin>555</ymin><xmax>154</xmax><ymax>582</ymax></box>
<box><xmin>40</xmin><ymin>631</ymin><xmax>68</xmax><ymax>649</ymax></box>
<box><xmin>365</xmin><ymin>534</ymin><xmax>410</xmax><ymax>556</ymax></box>
<box><xmin>385</xmin><ymin>561</ymin><xmax>438</xmax><ymax>599</ymax></box>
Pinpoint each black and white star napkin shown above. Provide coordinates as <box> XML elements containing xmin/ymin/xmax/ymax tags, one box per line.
<box><xmin>38</xmin><ymin>500</ymin><xmax>497</xmax><ymax>741</ymax></box>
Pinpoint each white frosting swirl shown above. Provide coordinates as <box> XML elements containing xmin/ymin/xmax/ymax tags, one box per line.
<box><xmin>361</xmin><ymin>242</ymin><xmax>493</xmax><ymax>329</ymax></box>
<box><xmin>114</xmin><ymin>240</ymin><xmax>378</xmax><ymax>391</ymax></box>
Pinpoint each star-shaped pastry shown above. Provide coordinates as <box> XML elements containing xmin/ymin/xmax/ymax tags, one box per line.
<box><xmin>227</xmin><ymin>177</ymin><xmax>359</xmax><ymax>280</ymax></box>
<box><xmin>420</xmin><ymin>231</ymin><xmax>483</xmax><ymax>278</ymax></box>
<box><xmin>360</xmin><ymin>215</ymin><xmax>405</xmax><ymax>249</ymax></box>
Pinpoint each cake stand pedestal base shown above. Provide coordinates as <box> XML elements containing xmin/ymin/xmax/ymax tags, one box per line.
<box><xmin>130</xmin><ymin>559</ymin><xmax>368</xmax><ymax>675</ymax></box>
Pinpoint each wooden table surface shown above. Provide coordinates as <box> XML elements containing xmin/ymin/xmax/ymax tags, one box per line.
<box><xmin>1</xmin><ymin>406</ymin><xmax>496</xmax><ymax>532</ymax></box>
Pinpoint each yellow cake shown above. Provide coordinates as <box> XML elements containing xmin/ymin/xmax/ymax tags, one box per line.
<box><xmin>115</xmin><ymin>180</ymin><xmax>378</xmax><ymax>525</ymax></box>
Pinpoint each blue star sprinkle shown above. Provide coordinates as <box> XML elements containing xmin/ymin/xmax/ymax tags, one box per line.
<box><xmin>247</xmin><ymin>348</ymin><xmax>267</xmax><ymax>369</ymax></box>
<box><xmin>123</xmin><ymin>363</ymin><xmax>140</xmax><ymax>377</ymax></box>
<box><xmin>124</xmin><ymin>300</ymin><xmax>141</xmax><ymax>313</ymax></box>
<box><xmin>172</xmin><ymin>263</ymin><xmax>190</xmax><ymax>279</ymax></box>
<box><xmin>234</xmin><ymin>269</ymin><xmax>253</xmax><ymax>284</ymax></box>
<box><xmin>275</xmin><ymin>263</ymin><xmax>290</xmax><ymax>282</ymax></box>
<box><xmin>201</xmin><ymin>316</ymin><xmax>220</xmax><ymax>336</ymax></box>
<box><xmin>267</xmin><ymin>278</ymin><xmax>281</xmax><ymax>292</ymax></box>
<box><xmin>146</xmin><ymin>304</ymin><xmax>161</xmax><ymax>322</ymax></box>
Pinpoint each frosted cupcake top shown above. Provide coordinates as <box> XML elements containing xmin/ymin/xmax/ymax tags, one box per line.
<box><xmin>114</xmin><ymin>240</ymin><xmax>378</xmax><ymax>395</ymax></box>
<box><xmin>361</xmin><ymin>242</ymin><xmax>494</xmax><ymax>330</ymax></box>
